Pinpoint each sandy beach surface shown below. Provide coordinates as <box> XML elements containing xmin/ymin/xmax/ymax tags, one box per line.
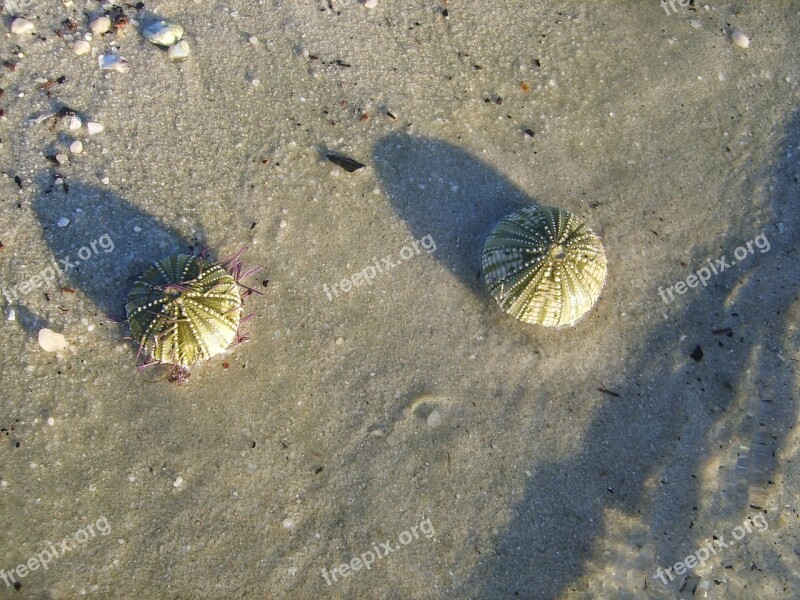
<box><xmin>1</xmin><ymin>1</ymin><xmax>798</xmax><ymax>598</ymax></box>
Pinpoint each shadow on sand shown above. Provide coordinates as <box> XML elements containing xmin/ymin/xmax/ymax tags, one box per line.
<box><xmin>30</xmin><ymin>174</ymin><xmax>198</xmax><ymax>318</ymax></box>
<box><xmin>373</xmin><ymin>132</ymin><xmax>531</xmax><ymax>297</ymax></box>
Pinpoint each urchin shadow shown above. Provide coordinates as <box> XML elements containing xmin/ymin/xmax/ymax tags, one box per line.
<box><xmin>31</xmin><ymin>174</ymin><xmax>198</xmax><ymax>316</ymax></box>
<box><xmin>372</xmin><ymin>133</ymin><xmax>531</xmax><ymax>295</ymax></box>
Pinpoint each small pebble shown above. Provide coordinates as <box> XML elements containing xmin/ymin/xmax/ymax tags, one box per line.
<box><xmin>57</xmin><ymin>217</ymin><xmax>70</xmax><ymax>227</ymax></box>
<box><xmin>173</xmin><ymin>476</ymin><xmax>184</xmax><ymax>488</ymax></box>
<box><xmin>282</xmin><ymin>518</ymin><xmax>295</xmax><ymax>529</ymax></box>
<box><xmin>252</xmin><ymin>78</ymin><xmax>261</xmax><ymax>87</ymax></box>
<box><xmin>427</xmin><ymin>410</ymin><xmax>443</xmax><ymax>429</ymax></box>
<box><xmin>364</xmin><ymin>0</ymin><xmax>378</xmax><ymax>7</ymax></box>
<box><xmin>133</xmin><ymin>226</ymin><xmax>142</xmax><ymax>232</ymax></box>
<box><xmin>101</xmin><ymin>176</ymin><xmax>110</xmax><ymax>185</ymax></box>
<box><xmin>38</xmin><ymin>329</ymin><xmax>67</xmax><ymax>352</ymax></box>
<box><xmin>87</xmin><ymin>121</ymin><xmax>104</xmax><ymax>135</ymax></box>
<box><xmin>99</xmin><ymin>54</ymin><xmax>130</xmax><ymax>72</ymax></box>
<box><xmin>73</xmin><ymin>40</ymin><xmax>91</xmax><ymax>56</ymax></box>
<box><xmin>90</xmin><ymin>16</ymin><xmax>111</xmax><ymax>35</ymax></box>
<box><xmin>55</xmin><ymin>154</ymin><xmax>68</xmax><ymax>165</ymax></box>
<box><xmin>69</xmin><ymin>115</ymin><xmax>82</xmax><ymax>130</ymax></box>
<box><xmin>11</xmin><ymin>18</ymin><xmax>35</xmax><ymax>35</ymax></box>
<box><xmin>167</xmin><ymin>40</ymin><xmax>190</xmax><ymax>60</ymax></box>
<box><xmin>732</xmin><ymin>30</ymin><xmax>750</xmax><ymax>49</ymax></box>
<box><xmin>6</xmin><ymin>308</ymin><xmax>15</xmax><ymax>321</ymax></box>
<box><xmin>249</xmin><ymin>36</ymin><xmax>259</xmax><ymax>45</ymax></box>
<box><xmin>47</xmin><ymin>417</ymin><xmax>55</xmax><ymax>426</ymax></box>
<box><xmin>70</xmin><ymin>140</ymin><xmax>83</xmax><ymax>154</ymax></box>
<box><xmin>143</xmin><ymin>21</ymin><xmax>184</xmax><ymax>47</ymax></box>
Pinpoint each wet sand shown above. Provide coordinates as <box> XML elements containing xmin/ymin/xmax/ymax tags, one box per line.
<box><xmin>0</xmin><ymin>1</ymin><xmax>798</xmax><ymax>598</ymax></box>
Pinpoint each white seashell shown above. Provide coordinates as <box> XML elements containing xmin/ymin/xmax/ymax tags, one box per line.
<box><xmin>364</xmin><ymin>0</ymin><xmax>378</xmax><ymax>7</ymax></box>
<box><xmin>11</xmin><ymin>18</ymin><xmax>35</xmax><ymax>35</ymax></box>
<box><xmin>143</xmin><ymin>20</ymin><xmax>184</xmax><ymax>47</ymax></box>
<box><xmin>86</xmin><ymin>121</ymin><xmax>104</xmax><ymax>135</ymax></box>
<box><xmin>69</xmin><ymin>115</ymin><xmax>82</xmax><ymax>130</ymax></box>
<box><xmin>55</xmin><ymin>154</ymin><xmax>68</xmax><ymax>165</ymax></box>
<box><xmin>167</xmin><ymin>40</ymin><xmax>190</xmax><ymax>60</ymax></box>
<box><xmin>73</xmin><ymin>40</ymin><xmax>91</xmax><ymax>55</ymax></box>
<box><xmin>90</xmin><ymin>16</ymin><xmax>111</xmax><ymax>35</ymax></box>
<box><xmin>732</xmin><ymin>30</ymin><xmax>749</xmax><ymax>48</ymax></box>
<box><xmin>6</xmin><ymin>308</ymin><xmax>15</xmax><ymax>321</ymax></box>
<box><xmin>70</xmin><ymin>140</ymin><xmax>83</xmax><ymax>154</ymax></box>
<box><xmin>38</xmin><ymin>328</ymin><xmax>67</xmax><ymax>352</ymax></box>
<box><xmin>99</xmin><ymin>54</ymin><xmax>130</xmax><ymax>72</ymax></box>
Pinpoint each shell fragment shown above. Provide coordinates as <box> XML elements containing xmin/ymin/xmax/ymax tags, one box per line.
<box><xmin>38</xmin><ymin>329</ymin><xmax>67</xmax><ymax>352</ymax></box>
<box><xmin>86</xmin><ymin>121</ymin><xmax>104</xmax><ymax>135</ymax></box>
<box><xmin>90</xmin><ymin>16</ymin><xmax>111</xmax><ymax>35</ymax></box>
<box><xmin>11</xmin><ymin>18</ymin><xmax>35</xmax><ymax>35</ymax></box>
<box><xmin>99</xmin><ymin>54</ymin><xmax>130</xmax><ymax>72</ymax></box>
<box><xmin>73</xmin><ymin>40</ymin><xmax>91</xmax><ymax>55</ymax></box>
<box><xmin>167</xmin><ymin>40</ymin><xmax>190</xmax><ymax>60</ymax></box>
<box><xmin>732</xmin><ymin>30</ymin><xmax>750</xmax><ymax>49</ymax></box>
<box><xmin>143</xmin><ymin>21</ymin><xmax>184</xmax><ymax>47</ymax></box>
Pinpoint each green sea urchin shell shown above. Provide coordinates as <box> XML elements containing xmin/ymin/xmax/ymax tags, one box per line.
<box><xmin>482</xmin><ymin>205</ymin><xmax>607</xmax><ymax>327</ymax></box>
<box><xmin>126</xmin><ymin>254</ymin><xmax>242</xmax><ymax>367</ymax></box>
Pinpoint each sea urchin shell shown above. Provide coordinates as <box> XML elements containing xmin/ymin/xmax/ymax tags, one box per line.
<box><xmin>482</xmin><ymin>204</ymin><xmax>607</xmax><ymax>327</ymax></box>
<box><xmin>126</xmin><ymin>253</ymin><xmax>254</xmax><ymax>378</ymax></box>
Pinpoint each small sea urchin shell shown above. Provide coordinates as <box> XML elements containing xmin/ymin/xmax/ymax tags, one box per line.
<box><xmin>126</xmin><ymin>253</ymin><xmax>253</xmax><ymax>379</ymax></box>
<box><xmin>482</xmin><ymin>204</ymin><xmax>607</xmax><ymax>327</ymax></box>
